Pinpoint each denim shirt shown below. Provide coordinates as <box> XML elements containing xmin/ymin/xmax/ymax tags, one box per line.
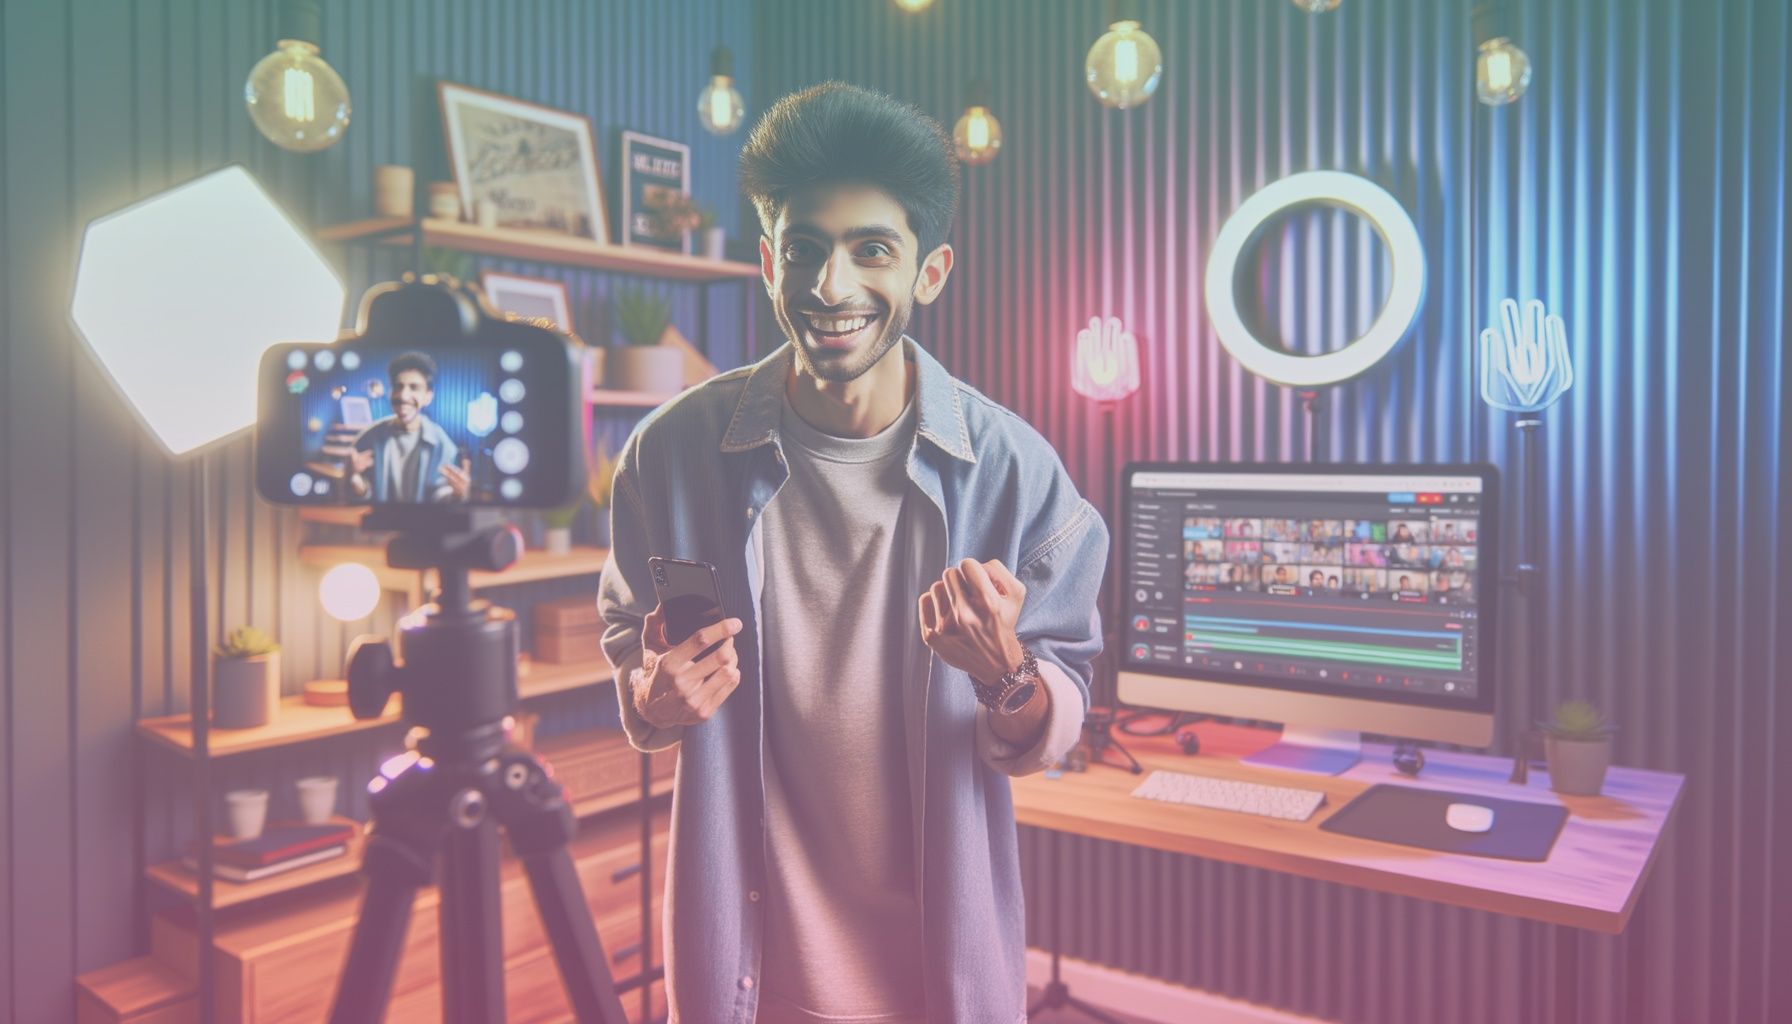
<box><xmin>597</xmin><ymin>337</ymin><xmax>1108</xmax><ymax>1023</ymax></box>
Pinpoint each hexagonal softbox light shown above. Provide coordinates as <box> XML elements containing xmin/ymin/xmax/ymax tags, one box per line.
<box><xmin>71</xmin><ymin>165</ymin><xmax>345</xmax><ymax>456</ymax></box>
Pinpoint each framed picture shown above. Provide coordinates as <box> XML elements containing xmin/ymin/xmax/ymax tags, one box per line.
<box><xmin>619</xmin><ymin>130</ymin><xmax>692</xmax><ymax>253</ymax></box>
<box><xmin>481</xmin><ymin>271</ymin><xmax>573</xmax><ymax>333</ymax></box>
<box><xmin>438</xmin><ymin>82</ymin><xmax>609</xmax><ymax>242</ymax></box>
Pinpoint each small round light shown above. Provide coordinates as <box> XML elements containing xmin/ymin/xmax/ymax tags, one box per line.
<box><xmin>289</xmin><ymin>472</ymin><xmax>314</xmax><ymax>497</ymax></box>
<box><xmin>287</xmin><ymin>350</ymin><xmax>308</xmax><ymax>369</ymax></box>
<box><xmin>500</xmin><ymin>478</ymin><xmax>524</xmax><ymax>500</ymax></box>
<box><xmin>953</xmin><ymin>106</ymin><xmax>1003</xmax><ymax>166</ymax></box>
<box><xmin>500</xmin><ymin>350</ymin><xmax>523</xmax><ymax>372</ymax></box>
<box><xmin>1476</xmin><ymin>37</ymin><xmax>1533</xmax><ymax>105</ymax></box>
<box><xmin>1085</xmin><ymin>20</ymin><xmax>1163</xmax><ymax>110</ymax></box>
<box><xmin>500</xmin><ymin>378</ymin><xmax>526</xmax><ymax>403</ymax></box>
<box><xmin>341</xmin><ymin>351</ymin><xmax>360</xmax><ymax>370</ymax></box>
<box><xmin>501</xmin><ymin>410</ymin><xmax>524</xmax><ymax>434</ymax></box>
<box><xmin>319</xmin><ymin>563</ymin><xmax>381</xmax><ymax>621</ymax></box>
<box><xmin>314</xmin><ymin>349</ymin><xmax>335</xmax><ymax>370</ymax></box>
<box><xmin>493</xmin><ymin>438</ymin><xmax>530</xmax><ymax>474</ymax></box>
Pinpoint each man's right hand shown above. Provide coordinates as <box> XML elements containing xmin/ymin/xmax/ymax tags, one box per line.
<box><xmin>632</xmin><ymin>608</ymin><xmax>744</xmax><ymax>728</ymax></box>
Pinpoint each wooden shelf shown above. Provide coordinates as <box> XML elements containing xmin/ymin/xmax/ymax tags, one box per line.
<box><xmin>317</xmin><ymin>216</ymin><xmax>761</xmax><ymax>283</ymax></box>
<box><xmin>589</xmin><ymin>387</ymin><xmax>682</xmax><ymax>408</ymax></box>
<box><xmin>145</xmin><ymin>819</ymin><xmax>366</xmax><ymax>909</ymax></box>
<box><xmin>137</xmin><ymin>657</ymin><xmax>611</xmax><ymax>759</ymax></box>
<box><xmin>298</xmin><ymin>543</ymin><xmax>609</xmax><ymax>594</ymax></box>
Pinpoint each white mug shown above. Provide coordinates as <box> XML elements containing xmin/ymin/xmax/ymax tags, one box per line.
<box><xmin>295</xmin><ymin>775</ymin><xmax>339</xmax><ymax>825</ymax></box>
<box><xmin>224</xmin><ymin>788</ymin><xmax>270</xmax><ymax>840</ymax></box>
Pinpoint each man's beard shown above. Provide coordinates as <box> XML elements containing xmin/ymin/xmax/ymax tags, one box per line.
<box><xmin>783</xmin><ymin>293</ymin><xmax>914</xmax><ymax>384</ymax></box>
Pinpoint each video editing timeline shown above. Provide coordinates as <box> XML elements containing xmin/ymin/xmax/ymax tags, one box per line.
<box><xmin>1127</xmin><ymin>472</ymin><xmax>1485</xmax><ymax>700</ymax></box>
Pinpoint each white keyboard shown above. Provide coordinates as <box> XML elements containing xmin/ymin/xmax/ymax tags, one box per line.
<box><xmin>1131</xmin><ymin>770</ymin><xmax>1327</xmax><ymax>821</ymax></box>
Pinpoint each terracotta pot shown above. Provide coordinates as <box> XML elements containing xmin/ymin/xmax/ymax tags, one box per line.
<box><xmin>213</xmin><ymin>652</ymin><xmax>280</xmax><ymax>728</ymax></box>
<box><xmin>607</xmin><ymin>345</ymin><xmax>683</xmax><ymax>395</ymax></box>
<box><xmin>1544</xmin><ymin>735</ymin><xmax>1612</xmax><ymax>795</ymax></box>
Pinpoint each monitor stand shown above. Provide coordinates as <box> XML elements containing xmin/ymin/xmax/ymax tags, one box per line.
<box><xmin>1241</xmin><ymin>726</ymin><xmax>1362</xmax><ymax>776</ymax></box>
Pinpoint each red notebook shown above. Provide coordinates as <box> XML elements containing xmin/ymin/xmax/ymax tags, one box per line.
<box><xmin>195</xmin><ymin>820</ymin><xmax>358</xmax><ymax>869</ymax></box>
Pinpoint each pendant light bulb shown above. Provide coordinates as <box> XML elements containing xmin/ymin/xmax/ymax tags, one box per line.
<box><xmin>1290</xmin><ymin>0</ymin><xmax>1342</xmax><ymax>12</ymax></box>
<box><xmin>953</xmin><ymin>82</ymin><xmax>1003</xmax><ymax>166</ymax></box>
<box><xmin>892</xmin><ymin>0</ymin><xmax>936</xmax><ymax>10</ymax></box>
<box><xmin>243</xmin><ymin>0</ymin><xmax>350</xmax><ymax>152</ymax></box>
<box><xmin>1085</xmin><ymin>16</ymin><xmax>1163</xmax><ymax>109</ymax></box>
<box><xmin>698</xmin><ymin>45</ymin><xmax>745</xmax><ymax>135</ymax></box>
<box><xmin>1475</xmin><ymin>37</ymin><xmax>1532</xmax><ymax>105</ymax></box>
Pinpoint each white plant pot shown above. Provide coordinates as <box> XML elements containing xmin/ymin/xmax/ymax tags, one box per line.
<box><xmin>544</xmin><ymin>526</ymin><xmax>573</xmax><ymax>555</ymax></box>
<box><xmin>295</xmin><ymin>776</ymin><xmax>340</xmax><ymax>824</ymax></box>
<box><xmin>1544</xmin><ymin>736</ymin><xmax>1612</xmax><ymax>796</ymax></box>
<box><xmin>607</xmin><ymin>345</ymin><xmax>684</xmax><ymax>395</ymax></box>
<box><xmin>702</xmin><ymin>226</ymin><xmax>726</xmax><ymax>261</ymax></box>
<box><xmin>213</xmin><ymin>652</ymin><xmax>280</xmax><ymax>728</ymax></box>
<box><xmin>224</xmin><ymin>788</ymin><xmax>270</xmax><ymax>840</ymax></box>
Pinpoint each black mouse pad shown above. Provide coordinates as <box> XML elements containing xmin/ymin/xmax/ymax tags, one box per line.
<box><xmin>1319</xmin><ymin>784</ymin><xmax>1570</xmax><ymax>861</ymax></box>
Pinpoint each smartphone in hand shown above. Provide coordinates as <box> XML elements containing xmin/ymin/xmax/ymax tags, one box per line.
<box><xmin>648</xmin><ymin>556</ymin><xmax>728</xmax><ymax>658</ymax></box>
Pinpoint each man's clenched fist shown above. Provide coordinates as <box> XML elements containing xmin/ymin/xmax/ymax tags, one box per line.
<box><xmin>918</xmin><ymin>558</ymin><xmax>1027</xmax><ymax>684</ymax></box>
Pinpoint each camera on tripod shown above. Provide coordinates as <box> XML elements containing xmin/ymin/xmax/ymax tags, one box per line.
<box><xmin>251</xmin><ymin>276</ymin><xmax>630</xmax><ymax>1024</ymax></box>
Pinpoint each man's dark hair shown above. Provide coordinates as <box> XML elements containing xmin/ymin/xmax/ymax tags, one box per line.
<box><xmin>739</xmin><ymin>82</ymin><xmax>960</xmax><ymax>257</ymax></box>
<box><xmin>389</xmin><ymin>351</ymin><xmax>436</xmax><ymax>385</ymax></box>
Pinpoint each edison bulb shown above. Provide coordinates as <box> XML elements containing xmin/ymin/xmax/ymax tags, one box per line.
<box><xmin>892</xmin><ymin>0</ymin><xmax>935</xmax><ymax>10</ymax></box>
<box><xmin>1290</xmin><ymin>0</ymin><xmax>1342</xmax><ymax>11</ymax></box>
<box><xmin>1085</xmin><ymin>20</ymin><xmax>1163</xmax><ymax>109</ymax></box>
<box><xmin>1476</xmin><ymin>37</ymin><xmax>1533</xmax><ymax>105</ymax></box>
<box><xmin>953</xmin><ymin>106</ymin><xmax>1003</xmax><ymax>165</ymax></box>
<box><xmin>698</xmin><ymin>45</ymin><xmax>745</xmax><ymax>135</ymax></box>
<box><xmin>244</xmin><ymin>39</ymin><xmax>351</xmax><ymax>152</ymax></box>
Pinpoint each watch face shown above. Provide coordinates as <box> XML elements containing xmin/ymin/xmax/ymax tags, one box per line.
<box><xmin>1000</xmin><ymin>681</ymin><xmax>1039</xmax><ymax>714</ymax></box>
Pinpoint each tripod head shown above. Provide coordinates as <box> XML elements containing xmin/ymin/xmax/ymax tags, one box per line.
<box><xmin>346</xmin><ymin>507</ymin><xmax>526</xmax><ymax>757</ymax></box>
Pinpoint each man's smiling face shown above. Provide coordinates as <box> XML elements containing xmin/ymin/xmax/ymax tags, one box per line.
<box><xmin>391</xmin><ymin>369</ymin><xmax>433</xmax><ymax>427</ymax></box>
<box><xmin>762</xmin><ymin>182</ymin><xmax>937</xmax><ymax>383</ymax></box>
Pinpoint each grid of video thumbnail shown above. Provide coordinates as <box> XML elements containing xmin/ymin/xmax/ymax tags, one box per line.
<box><xmin>1182</xmin><ymin>515</ymin><xmax>1479</xmax><ymax>601</ymax></box>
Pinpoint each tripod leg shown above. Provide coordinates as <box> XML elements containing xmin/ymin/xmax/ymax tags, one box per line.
<box><xmin>493</xmin><ymin>749</ymin><xmax>628</xmax><ymax>1024</ymax></box>
<box><xmin>329</xmin><ymin>828</ymin><xmax>437</xmax><ymax>1024</ymax></box>
<box><xmin>440</xmin><ymin>811</ymin><xmax>507</xmax><ymax>1024</ymax></box>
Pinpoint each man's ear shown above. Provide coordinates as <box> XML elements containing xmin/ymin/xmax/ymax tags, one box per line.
<box><xmin>912</xmin><ymin>243</ymin><xmax>954</xmax><ymax>305</ymax></box>
<box><xmin>759</xmin><ymin>235</ymin><xmax>776</xmax><ymax>298</ymax></box>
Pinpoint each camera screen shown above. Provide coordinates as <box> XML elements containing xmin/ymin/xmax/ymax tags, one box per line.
<box><xmin>260</xmin><ymin>339</ymin><xmax>579</xmax><ymax>509</ymax></box>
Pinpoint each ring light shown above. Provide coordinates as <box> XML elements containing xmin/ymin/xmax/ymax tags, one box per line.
<box><xmin>1203</xmin><ymin>170</ymin><xmax>1425</xmax><ymax>388</ymax></box>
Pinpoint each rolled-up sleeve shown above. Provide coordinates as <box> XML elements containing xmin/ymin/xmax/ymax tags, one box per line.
<box><xmin>597</xmin><ymin>456</ymin><xmax>685</xmax><ymax>752</ymax></box>
<box><xmin>975</xmin><ymin>497</ymin><xmax>1108</xmax><ymax>776</ymax></box>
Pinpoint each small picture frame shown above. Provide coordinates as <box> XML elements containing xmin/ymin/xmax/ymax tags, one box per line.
<box><xmin>438</xmin><ymin>81</ymin><xmax>609</xmax><ymax>243</ymax></box>
<box><xmin>619</xmin><ymin>130</ymin><xmax>692</xmax><ymax>253</ymax></box>
<box><xmin>481</xmin><ymin>271</ymin><xmax>573</xmax><ymax>333</ymax></box>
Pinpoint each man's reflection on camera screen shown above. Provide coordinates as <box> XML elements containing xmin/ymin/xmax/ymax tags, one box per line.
<box><xmin>347</xmin><ymin>351</ymin><xmax>471</xmax><ymax>503</ymax></box>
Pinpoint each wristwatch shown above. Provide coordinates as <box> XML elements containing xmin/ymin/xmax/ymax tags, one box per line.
<box><xmin>973</xmin><ymin>648</ymin><xmax>1041</xmax><ymax>715</ymax></box>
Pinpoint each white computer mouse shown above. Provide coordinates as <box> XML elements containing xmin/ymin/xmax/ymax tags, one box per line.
<box><xmin>1445</xmin><ymin>802</ymin><xmax>1496</xmax><ymax>833</ymax></box>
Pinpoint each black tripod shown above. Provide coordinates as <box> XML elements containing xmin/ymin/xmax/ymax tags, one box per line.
<box><xmin>327</xmin><ymin>509</ymin><xmax>627</xmax><ymax>1024</ymax></box>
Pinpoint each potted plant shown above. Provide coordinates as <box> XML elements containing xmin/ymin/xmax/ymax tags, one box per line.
<box><xmin>540</xmin><ymin>496</ymin><xmax>583</xmax><ymax>555</ymax></box>
<box><xmin>587</xmin><ymin>442</ymin><xmax>617</xmax><ymax>549</ymax></box>
<box><xmin>646</xmin><ymin>190</ymin><xmax>703</xmax><ymax>252</ymax></box>
<box><xmin>606</xmin><ymin>286</ymin><xmax>682</xmax><ymax>394</ymax></box>
<box><xmin>1540</xmin><ymin>699</ymin><xmax>1615</xmax><ymax>796</ymax></box>
<box><xmin>697</xmin><ymin>205</ymin><xmax>726</xmax><ymax>261</ymax></box>
<box><xmin>212</xmin><ymin>626</ymin><xmax>281</xmax><ymax>728</ymax></box>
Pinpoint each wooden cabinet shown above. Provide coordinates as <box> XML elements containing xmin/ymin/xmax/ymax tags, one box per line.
<box><xmin>143</xmin><ymin>808</ymin><xmax>668</xmax><ymax>1023</ymax></box>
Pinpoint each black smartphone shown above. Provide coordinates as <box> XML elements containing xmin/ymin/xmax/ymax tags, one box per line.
<box><xmin>648</xmin><ymin>556</ymin><xmax>728</xmax><ymax>656</ymax></box>
<box><xmin>255</xmin><ymin>278</ymin><xmax>584</xmax><ymax>510</ymax></box>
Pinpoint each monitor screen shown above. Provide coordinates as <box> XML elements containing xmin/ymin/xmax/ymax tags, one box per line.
<box><xmin>1122</xmin><ymin>464</ymin><xmax>1497</xmax><ymax>712</ymax></box>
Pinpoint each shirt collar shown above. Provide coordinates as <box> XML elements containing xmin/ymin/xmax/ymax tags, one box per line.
<box><xmin>720</xmin><ymin>336</ymin><xmax>976</xmax><ymax>464</ymax></box>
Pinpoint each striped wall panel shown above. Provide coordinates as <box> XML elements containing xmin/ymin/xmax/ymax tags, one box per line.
<box><xmin>1</xmin><ymin>1</ymin><xmax>755</xmax><ymax>1020</ymax></box>
<box><xmin>754</xmin><ymin>1</ymin><xmax>1788</xmax><ymax>1023</ymax></box>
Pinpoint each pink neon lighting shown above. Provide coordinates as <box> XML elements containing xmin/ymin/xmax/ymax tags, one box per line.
<box><xmin>1071</xmin><ymin>315</ymin><xmax>1141</xmax><ymax>402</ymax></box>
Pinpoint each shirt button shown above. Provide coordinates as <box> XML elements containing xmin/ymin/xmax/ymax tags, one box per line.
<box><xmin>740</xmin><ymin>975</ymin><xmax>755</xmax><ymax>990</ymax></box>
<box><xmin>748</xmin><ymin>890</ymin><xmax>760</xmax><ymax>902</ymax></box>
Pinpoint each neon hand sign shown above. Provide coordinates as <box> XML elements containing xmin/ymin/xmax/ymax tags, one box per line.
<box><xmin>1479</xmin><ymin>298</ymin><xmax>1573</xmax><ymax>412</ymax></box>
<box><xmin>1071</xmin><ymin>315</ymin><xmax>1142</xmax><ymax>402</ymax></box>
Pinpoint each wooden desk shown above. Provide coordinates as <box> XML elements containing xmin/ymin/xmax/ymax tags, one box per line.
<box><xmin>1010</xmin><ymin>721</ymin><xmax>1683</xmax><ymax>934</ymax></box>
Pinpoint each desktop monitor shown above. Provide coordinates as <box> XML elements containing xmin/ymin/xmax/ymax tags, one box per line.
<box><xmin>1117</xmin><ymin>463</ymin><xmax>1498</xmax><ymax>775</ymax></box>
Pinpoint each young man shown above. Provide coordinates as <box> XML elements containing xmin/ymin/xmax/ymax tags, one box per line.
<box><xmin>597</xmin><ymin>83</ymin><xmax>1106</xmax><ymax>1023</ymax></box>
<box><xmin>347</xmin><ymin>351</ymin><xmax>470</xmax><ymax>502</ymax></box>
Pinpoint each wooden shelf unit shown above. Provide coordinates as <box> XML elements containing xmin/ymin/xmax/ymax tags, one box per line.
<box><xmin>296</xmin><ymin>543</ymin><xmax>610</xmax><ymax>601</ymax></box>
<box><xmin>137</xmin><ymin>656</ymin><xmax>612</xmax><ymax>759</ymax></box>
<box><xmin>316</xmin><ymin>215</ymin><xmax>760</xmax><ymax>283</ymax></box>
<box><xmin>588</xmin><ymin>386</ymin><xmax>683</xmax><ymax>408</ymax></box>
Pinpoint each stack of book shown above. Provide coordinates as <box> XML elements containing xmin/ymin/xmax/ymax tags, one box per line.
<box><xmin>184</xmin><ymin>819</ymin><xmax>359</xmax><ymax>883</ymax></box>
<box><xmin>534</xmin><ymin>596</ymin><xmax>604</xmax><ymax>664</ymax></box>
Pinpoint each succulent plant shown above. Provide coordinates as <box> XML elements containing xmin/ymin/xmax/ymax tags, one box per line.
<box><xmin>586</xmin><ymin>443</ymin><xmax>617</xmax><ymax>510</ymax></box>
<box><xmin>614</xmin><ymin>287</ymin><xmax>670</xmax><ymax>347</ymax></box>
<box><xmin>542</xmin><ymin>495</ymin><xmax>585</xmax><ymax>530</ymax></box>
<box><xmin>214</xmin><ymin>626</ymin><xmax>280</xmax><ymax>660</ymax></box>
<box><xmin>1540</xmin><ymin>699</ymin><xmax>1614</xmax><ymax>742</ymax></box>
